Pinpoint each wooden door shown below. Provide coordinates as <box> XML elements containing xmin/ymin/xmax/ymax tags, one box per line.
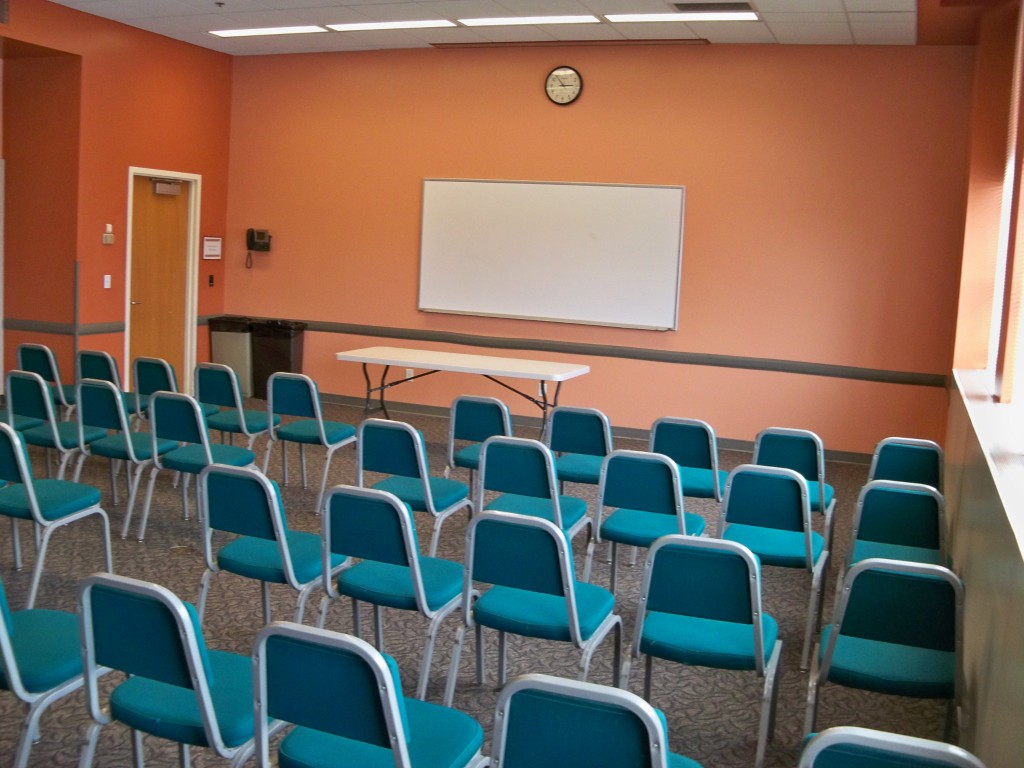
<box><xmin>129</xmin><ymin>175</ymin><xmax>189</xmax><ymax>383</ymax></box>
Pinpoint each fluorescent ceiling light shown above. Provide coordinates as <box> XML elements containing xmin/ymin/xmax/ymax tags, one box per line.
<box><xmin>458</xmin><ymin>15</ymin><xmax>600</xmax><ymax>27</ymax></box>
<box><xmin>210</xmin><ymin>26</ymin><xmax>326</xmax><ymax>38</ymax></box>
<box><xmin>606</xmin><ymin>12</ymin><xmax>758</xmax><ymax>22</ymax></box>
<box><xmin>327</xmin><ymin>20</ymin><xmax>456</xmax><ymax>32</ymax></box>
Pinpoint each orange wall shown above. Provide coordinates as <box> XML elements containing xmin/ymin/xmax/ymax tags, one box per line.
<box><xmin>226</xmin><ymin>44</ymin><xmax>973</xmax><ymax>452</ymax></box>
<box><xmin>954</xmin><ymin>1</ymin><xmax>1018</xmax><ymax>370</ymax></box>
<box><xmin>0</xmin><ymin>0</ymin><xmax>232</xmax><ymax>373</ymax></box>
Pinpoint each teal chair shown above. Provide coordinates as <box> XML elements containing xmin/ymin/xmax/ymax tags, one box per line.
<box><xmin>73</xmin><ymin>379</ymin><xmax>178</xmax><ymax>530</ymax></box>
<box><xmin>78</xmin><ymin>572</ymin><xmax>282</xmax><ymax>768</ymax></box>
<box><xmin>868</xmin><ymin>437</ymin><xmax>944</xmax><ymax>492</ymax></box>
<box><xmin>804</xmin><ymin>559</ymin><xmax>964</xmax><ymax>739</ymax></box>
<box><xmin>491</xmin><ymin>673</ymin><xmax>704</xmax><ymax>768</ymax></box>
<box><xmin>134</xmin><ymin>391</ymin><xmax>256</xmax><ymax>541</ymax></box>
<box><xmin>76</xmin><ymin>349</ymin><xmax>138</xmax><ymax>420</ymax></box>
<box><xmin>625</xmin><ymin>535</ymin><xmax>781</xmax><ymax>768</ymax></box>
<box><xmin>133</xmin><ymin>356</ymin><xmax>219</xmax><ymax>422</ymax></box>
<box><xmin>253</xmin><ymin>621</ymin><xmax>486</xmax><ymax>768</ymax></box>
<box><xmin>846</xmin><ymin>480</ymin><xmax>945</xmax><ymax>569</ymax></box>
<box><xmin>7</xmin><ymin>369</ymin><xmax>105</xmax><ymax>480</ymax></box>
<box><xmin>649</xmin><ymin>416</ymin><xmax>729</xmax><ymax>503</ymax></box>
<box><xmin>357</xmin><ymin>418</ymin><xmax>471</xmax><ymax>558</ymax></box>
<box><xmin>17</xmin><ymin>342</ymin><xmax>75</xmax><ymax>421</ymax></box>
<box><xmin>443</xmin><ymin>511</ymin><xmax>621</xmax><ymax>707</ymax></box>
<box><xmin>718</xmin><ymin>464</ymin><xmax>829</xmax><ymax>670</ymax></box>
<box><xmin>545</xmin><ymin>405</ymin><xmax>613</xmax><ymax>487</ymax></box>
<box><xmin>0</xmin><ymin>571</ymin><xmax>85</xmax><ymax>768</ymax></box>
<box><xmin>584</xmin><ymin>449</ymin><xmax>706</xmax><ymax>593</ymax></box>
<box><xmin>799</xmin><ymin>726</ymin><xmax>985</xmax><ymax>768</ymax></box>
<box><xmin>196</xmin><ymin>362</ymin><xmax>280</xmax><ymax>449</ymax></box>
<box><xmin>444</xmin><ymin>395</ymin><xmax>512</xmax><ymax>490</ymax></box>
<box><xmin>753</xmin><ymin>426</ymin><xmax>836</xmax><ymax>549</ymax></box>
<box><xmin>318</xmin><ymin>485</ymin><xmax>465</xmax><ymax>700</ymax></box>
<box><xmin>197</xmin><ymin>464</ymin><xmax>347</xmax><ymax>625</ymax></box>
<box><xmin>0</xmin><ymin>421</ymin><xmax>111</xmax><ymax>608</ymax></box>
<box><xmin>476</xmin><ymin>435</ymin><xmax>592</xmax><ymax>553</ymax></box>
<box><xmin>263</xmin><ymin>372</ymin><xmax>356</xmax><ymax>514</ymax></box>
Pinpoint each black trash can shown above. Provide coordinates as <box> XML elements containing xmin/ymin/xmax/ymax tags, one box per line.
<box><xmin>208</xmin><ymin>316</ymin><xmax>253</xmax><ymax>396</ymax></box>
<box><xmin>250</xmin><ymin>319</ymin><xmax>307</xmax><ymax>399</ymax></box>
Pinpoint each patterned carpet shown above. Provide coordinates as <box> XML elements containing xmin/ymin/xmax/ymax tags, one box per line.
<box><xmin>0</xmin><ymin>400</ymin><xmax>952</xmax><ymax>766</ymax></box>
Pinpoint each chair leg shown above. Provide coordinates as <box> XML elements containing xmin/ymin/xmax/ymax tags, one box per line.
<box><xmin>133</xmin><ymin>730</ymin><xmax>146</xmax><ymax>768</ymax></box>
<box><xmin>317</xmin><ymin>594</ymin><xmax>332</xmax><ymax>628</ymax></box>
<box><xmin>583</xmin><ymin>539</ymin><xmax>597</xmax><ymax>588</ymax></box>
<box><xmin>475</xmin><ymin>623</ymin><xmax>485</xmax><ymax>685</ymax></box>
<box><xmin>755</xmin><ymin>640</ymin><xmax>783</xmax><ymax>768</ymax></box>
<box><xmin>801</xmin><ymin>555</ymin><xmax>829</xmax><ymax>671</ymax></box>
<box><xmin>262</xmin><ymin>440</ymin><xmax>274</xmax><ymax>474</ymax></box>
<box><xmin>179</xmin><ymin>742</ymin><xmax>191</xmax><ymax>768</ymax></box>
<box><xmin>803</xmin><ymin>648</ymin><xmax>823</xmax><ymax>736</ymax></box>
<box><xmin>282</xmin><ymin>445</ymin><xmax>290</xmax><ymax>486</ymax></box>
<box><xmin>294</xmin><ymin>583</ymin><xmax>315</xmax><ymax>624</ymax></box>
<box><xmin>10</xmin><ymin>518</ymin><xmax>22</xmax><ymax>571</ymax></box>
<box><xmin>181</xmin><ymin>475</ymin><xmax>190</xmax><ymax>520</ymax></box>
<box><xmin>198</xmin><ymin>568</ymin><xmax>216</xmax><ymax>621</ymax></box>
<box><xmin>73</xmin><ymin>452</ymin><xmax>88</xmax><ymax>484</ymax></box>
<box><xmin>609</xmin><ymin>542</ymin><xmax>619</xmax><ymax>594</ymax></box>
<box><xmin>121</xmin><ymin>462</ymin><xmax>148</xmax><ymax>540</ymax></box>
<box><xmin>26</xmin><ymin>524</ymin><xmax>56</xmax><ymax>609</ymax></box>
<box><xmin>444</xmin><ymin>624</ymin><xmax>468</xmax><ymax>707</ymax></box>
<box><xmin>352</xmin><ymin>598</ymin><xmax>362</xmax><ymax>638</ymax></box>
<box><xmin>644</xmin><ymin>654</ymin><xmax>654</xmax><ymax>700</ymax></box>
<box><xmin>109</xmin><ymin>460</ymin><xmax>119</xmax><ymax>506</ymax></box>
<box><xmin>299</xmin><ymin>444</ymin><xmax>308</xmax><ymax>488</ymax></box>
<box><xmin>262</xmin><ymin>582</ymin><xmax>272</xmax><ymax>624</ymax></box>
<box><xmin>417</xmin><ymin>602</ymin><xmax>460</xmax><ymax>700</ymax></box>
<box><xmin>137</xmin><ymin>467</ymin><xmax>161</xmax><ymax>542</ymax></box>
<box><xmin>373</xmin><ymin>605</ymin><xmax>386</xmax><ymax>651</ymax></box>
<box><xmin>77</xmin><ymin>722</ymin><xmax>103</xmax><ymax>768</ymax></box>
<box><xmin>497</xmin><ymin>630</ymin><xmax>508</xmax><ymax>686</ymax></box>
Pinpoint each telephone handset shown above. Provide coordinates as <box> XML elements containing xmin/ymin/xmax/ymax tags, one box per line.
<box><xmin>246</xmin><ymin>228</ymin><xmax>271</xmax><ymax>252</ymax></box>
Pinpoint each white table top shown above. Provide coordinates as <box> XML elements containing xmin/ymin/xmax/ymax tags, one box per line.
<box><xmin>336</xmin><ymin>346</ymin><xmax>589</xmax><ymax>382</ymax></box>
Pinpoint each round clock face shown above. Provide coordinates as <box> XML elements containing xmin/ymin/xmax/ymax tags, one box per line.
<box><xmin>545</xmin><ymin>66</ymin><xmax>582</xmax><ymax>105</ymax></box>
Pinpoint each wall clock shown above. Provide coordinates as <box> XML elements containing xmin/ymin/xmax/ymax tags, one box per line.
<box><xmin>545</xmin><ymin>66</ymin><xmax>582</xmax><ymax>105</ymax></box>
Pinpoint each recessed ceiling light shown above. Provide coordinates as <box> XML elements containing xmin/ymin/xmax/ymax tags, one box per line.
<box><xmin>606</xmin><ymin>12</ymin><xmax>758</xmax><ymax>22</ymax></box>
<box><xmin>458</xmin><ymin>15</ymin><xmax>600</xmax><ymax>28</ymax></box>
<box><xmin>327</xmin><ymin>20</ymin><xmax>457</xmax><ymax>32</ymax></box>
<box><xmin>209</xmin><ymin>26</ymin><xmax>326</xmax><ymax>38</ymax></box>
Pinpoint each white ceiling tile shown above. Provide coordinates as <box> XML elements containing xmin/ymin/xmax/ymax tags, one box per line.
<box><xmin>603</xmin><ymin>21</ymin><xmax>700</xmax><ymax>41</ymax></box>
<box><xmin>844</xmin><ymin>0</ymin><xmax>914</xmax><ymax>11</ymax></box>
<box><xmin>850</xmin><ymin>19</ymin><xmax>915</xmax><ymax>44</ymax></box>
<box><xmin>766</xmin><ymin>21</ymin><xmax>852</xmax><ymax>44</ymax></box>
<box><xmin>850</xmin><ymin>11</ymin><xmax>913</xmax><ymax>24</ymax></box>
<box><xmin>759</xmin><ymin>12</ymin><xmax>846</xmax><ymax>24</ymax></box>
<box><xmin>752</xmin><ymin>0</ymin><xmax>845</xmax><ymax>12</ymax></box>
<box><xmin>687</xmin><ymin>20</ymin><xmax>777</xmax><ymax>43</ymax></box>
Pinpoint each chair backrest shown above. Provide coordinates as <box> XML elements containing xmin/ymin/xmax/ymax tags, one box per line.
<box><xmin>254</xmin><ymin>622</ymin><xmax>412</xmax><ymax>766</ymax></box>
<box><xmin>546</xmin><ymin>405</ymin><xmax>612</xmax><ymax>457</ymax></box>
<box><xmin>17</xmin><ymin>343</ymin><xmax>62</xmax><ymax>386</ymax></box>
<box><xmin>6</xmin><ymin>369</ymin><xmax>59</xmax><ymax>423</ymax></box>
<box><xmin>195</xmin><ymin>362</ymin><xmax>243</xmax><ymax>409</ymax></box>
<box><xmin>450</xmin><ymin>395</ymin><xmax>512</xmax><ymax>442</ymax></box>
<box><xmin>465</xmin><ymin>511</ymin><xmax>582</xmax><ymax>640</ymax></box>
<box><xmin>479</xmin><ymin>436</ymin><xmax>557</xmax><ymax>500</ymax></box>
<box><xmin>798</xmin><ymin>726</ymin><xmax>986</xmax><ymax>768</ymax></box>
<box><xmin>829</xmin><ymin>559</ymin><xmax>962</xmax><ymax>654</ymax></box>
<box><xmin>357</xmin><ymin>418</ymin><xmax>427</xmax><ymax>481</ymax></box>
<box><xmin>78</xmin><ymin>573</ymin><xmax>228</xmax><ymax>752</ymax></box>
<box><xmin>200</xmin><ymin>463</ymin><xmax>285</xmax><ymax>541</ymax></box>
<box><xmin>491</xmin><ymin>673</ymin><xmax>671</xmax><ymax>768</ymax></box>
<box><xmin>78</xmin><ymin>378</ymin><xmax>133</xmax><ymax>450</ymax></box>
<box><xmin>150</xmin><ymin>391</ymin><xmax>210</xmax><ymax>459</ymax></box>
<box><xmin>267</xmin><ymin>372</ymin><xmax>321</xmax><ymax>420</ymax></box>
<box><xmin>868</xmin><ymin>437</ymin><xmax>944</xmax><ymax>492</ymax></box>
<box><xmin>324</xmin><ymin>485</ymin><xmax>415</xmax><ymax>568</ymax></box>
<box><xmin>134</xmin><ymin>357</ymin><xmax>178</xmax><ymax>396</ymax></box>
<box><xmin>0</xmin><ymin>422</ymin><xmax>34</xmax><ymax>488</ymax></box>
<box><xmin>77</xmin><ymin>350</ymin><xmax>123</xmax><ymax>389</ymax></box>
<box><xmin>722</xmin><ymin>464</ymin><xmax>811</xmax><ymax>535</ymax></box>
<box><xmin>853</xmin><ymin>480</ymin><xmax>944</xmax><ymax>552</ymax></box>
<box><xmin>637</xmin><ymin>535</ymin><xmax>766</xmax><ymax>672</ymax></box>
<box><xmin>598</xmin><ymin>449</ymin><xmax>685</xmax><ymax>524</ymax></box>
<box><xmin>753</xmin><ymin>426</ymin><xmax>826</xmax><ymax>486</ymax></box>
<box><xmin>649</xmin><ymin>416</ymin><xmax>718</xmax><ymax>471</ymax></box>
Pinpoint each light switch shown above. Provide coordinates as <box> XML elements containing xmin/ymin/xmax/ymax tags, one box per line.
<box><xmin>103</xmin><ymin>275</ymin><xmax>111</xmax><ymax>289</ymax></box>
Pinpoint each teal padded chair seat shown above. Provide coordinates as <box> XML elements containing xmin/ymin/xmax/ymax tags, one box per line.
<box><xmin>88</xmin><ymin>432</ymin><xmax>178</xmax><ymax>462</ymax></box>
<box><xmin>109</xmin><ymin>648</ymin><xmax>254</xmax><ymax>749</ymax></box>
<box><xmin>723</xmin><ymin>523</ymin><xmax>825</xmax><ymax>569</ymax></box>
<box><xmin>161</xmin><ymin>443</ymin><xmax>255</xmax><ymax>474</ymax></box>
<box><xmin>807</xmin><ymin>482</ymin><xmax>835</xmax><ymax>514</ymax></box>
<box><xmin>816</xmin><ymin>625</ymin><xmax>955</xmax><ymax>699</ymax></box>
<box><xmin>278</xmin><ymin>694</ymin><xmax>484</xmax><ymax>768</ymax></box>
<box><xmin>373</xmin><ymin>475</ymin><xmax>469</xmax><ymax>514</ymax></box>
<box><xmin>639</xmin><ymin>611</ymin><xmax>779</xmax><ymax>672</ymax></box>
<box><xmin>473</xmin><ymin>583</ymin><xmax>615</xmax><ymax>642</ymax></box>
<box><xmin>337</xmin><ymin>557</ymin><xmax>463</xmax><ymax>612</ymax></box>
<box><xmin>554</xmin><ymin>453</ymin><xmax>604</xmax><ymax>485</ymax></box>
<box><xmin>0</xmin><ymin>479</ymin><xmax>102</xmax><ymax>521</ymax></box>
<box><xmin>452</xmin><ymin>443</ymin><xmax>482</xmax><ymax>470</ymax></box>
<box><xmin>601</xmin><ymin>507</ymin><xmax>706</xmax><ymax>547</ymax></box>
<box><xmin>0</xmin><ymin>609</ymin><xmax>81</xmax><ymax>692</ymax></box>
<box><xmin>218</xmin><ymin>530</ymin><xmax>346</xmax><ymax>586</ymax></box>
<box><xmin>676</xmin><ymin>466</ymin><xmax>730</xmax><ymax>499</ymax></box>
<box><xmin>4</xmin><ymin>415</ymin><xmax>44</xmax><ymax>432</ymax></box>
<box><xmin>21</xmin><ymin>422</ymin><xmax>104</xmax><ymax>451</ymax></box>
<box><xmin>276</xmin><ymin>419</ymin><xmax>356</xmax><ymax>446</ymax></box>
<box><xmin>850</xmin><ymin>541</ymin><xmax>943</xmax><ymax>567</ymax></box>
<box><xmin>206</xmin><ymin>409</ymin><xmax>280</xmax><ymax>435</ymax></box>
<box><xmin>485</xmin><ymin>492</ymin><xmax>588</xmax><ymax>531</ymax></box>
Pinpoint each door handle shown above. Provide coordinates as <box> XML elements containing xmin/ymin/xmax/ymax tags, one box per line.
<box><xmin>130</xmin><ymin>300</ymin><xmax>142</xmax><ymax>305</ymax></box>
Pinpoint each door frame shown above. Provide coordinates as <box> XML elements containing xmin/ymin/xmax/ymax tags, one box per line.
<box><xmin>124</xmin><ymin>166</ymin><xmax>201</xmax><ymax>393</ymax></box>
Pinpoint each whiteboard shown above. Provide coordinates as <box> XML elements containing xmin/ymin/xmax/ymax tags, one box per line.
<box><xmin>418</xmin><ymin>179</ymin><xmax>684</xmax><ymax>331</ymax></box>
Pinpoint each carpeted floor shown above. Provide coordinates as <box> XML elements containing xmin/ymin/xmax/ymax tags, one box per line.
<box><xmin>0</xmin><ymin>400</ymin><xmax>952</xmax><ymax>766</ymax></box>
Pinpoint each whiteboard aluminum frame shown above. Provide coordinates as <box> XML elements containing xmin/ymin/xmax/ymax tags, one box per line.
<box><xmin>418</xmin><ymin>179</ymin><xmax>684</xmax><ymax>331</ymax></box>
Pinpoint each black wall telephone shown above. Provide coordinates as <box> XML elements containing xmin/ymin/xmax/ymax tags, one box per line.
<box><xmin>246</xmin><ymin>228</ymin><xmax>271</xmax><ymax>252</ymax></box>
